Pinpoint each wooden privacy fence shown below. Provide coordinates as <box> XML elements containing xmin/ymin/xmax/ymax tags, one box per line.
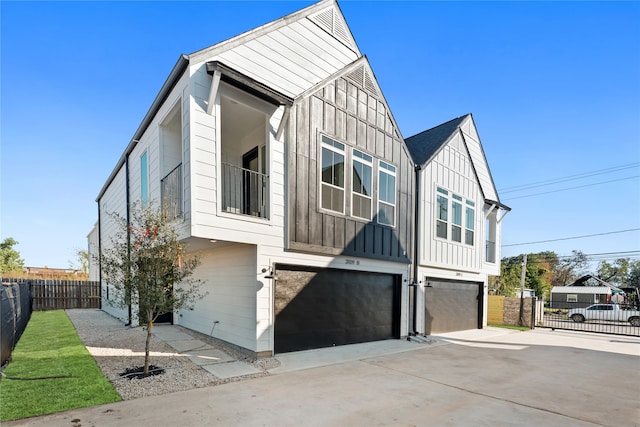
<box><xmin>2</xmin><ymin>279</ymin><xmax>101</xmax><ymax>310</ymax></box>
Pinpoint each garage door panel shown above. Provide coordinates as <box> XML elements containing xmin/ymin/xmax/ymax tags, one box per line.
<box><xmin>275</xmin><ymin>265</ymin><xmax>400</xmax><ymax>353</ymax></box>
<box><xmin>425</xmin><ymin>280</ymin><xmax>481</xmax><ymax>334</ymax></box>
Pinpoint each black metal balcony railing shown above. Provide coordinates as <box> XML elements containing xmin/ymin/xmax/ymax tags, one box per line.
<box><xmin>161</xmin><ymin>163</ymin><xmax>183</xmax><ymax>219</ymax></box>
<box><xmin>222</xmin><ymin>162</ymin><xmax>268</xmax><ymax>219</ymax></box>
<box><xmin>486</xmin><ymin>240</ymin><xmax>496</xmax><ymax>263</ymax></box>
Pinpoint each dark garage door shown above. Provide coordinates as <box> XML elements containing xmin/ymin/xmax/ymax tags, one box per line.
<box><xmin>424</xmin><ymin>279</ymin><xmax>482</xmax><ymax>334</ymax></box>
<box><xmin>274</xmin><ymin>265</ymin><xmax>401</xmax><ymax>354</ymax></box>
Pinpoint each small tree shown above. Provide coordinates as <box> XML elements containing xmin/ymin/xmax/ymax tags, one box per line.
<box><xmin>69</xmin><ymin>248</ymin><xmax>89</xmax><ymax>277</ymax></box>
<box><xmin>0</xmin><ymin>237</ymin><xmax>25</xmax><ymax>275</ymax></box>
<box><xmin>99</xmin><ymin>204</ymin><xmax>205</xmax><ymax>374</ymax></box>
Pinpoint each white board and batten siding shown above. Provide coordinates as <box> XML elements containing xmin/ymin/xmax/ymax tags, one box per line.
<box><xmin>420</xmin><ymin>130</ymin><xmax>484</xmax><ymax>273</ymax></box>
<box><xmin>188</xmin><ymin>81</ymin><xmax>288</xmax><ymax>245</ymax></box>
<box><xmin>459</xmin><ymin>117</ymin><xmax>504</xmax><ymax>274</ymax></box>
<box><xmin>187</xmin><ymin>4</ymin><xmax>360</xmax><ymax>99</ymax></box>
<box><xmin>98</xmin><ymin>165</ymin><xmax>130</xmax><ymax>322</ymax></box>
<box><xmin>459</xmin><ymin>118</ymin><xmax>498</xmax><ymax>202</ymax></box>
<box><xmin>186</xmin><ymin>4</ymin><xmax>360</xmax><ymax>245</ymax></box>
<box><xmin>98</xmin><ymin>72</ymin><xmax>190</xmax><ymax>321</ymax></box>
<box><xmin>176</xmin><ymin>244</ymin><xmax>261</xmax><ymax>353</ymax></box>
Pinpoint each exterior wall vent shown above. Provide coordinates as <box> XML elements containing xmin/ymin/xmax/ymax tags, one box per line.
<box><xmin>309</xmin><ymin>7</ymin><xmax>355</xmax><ymax>50</ymax></box>
<box><xmin>346</xmin><ymin>65</ymin><xmax>379</xmax><ymax>96</ymax></box>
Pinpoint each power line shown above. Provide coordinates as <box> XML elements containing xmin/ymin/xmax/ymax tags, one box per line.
<box><xmin>501</xmin><ymin>251</ymin><xmax>640</xmax><ymax>263</ymax></box>
<box><xmin>502</xmin><ymin>228</ymin><xmax>640</xmax><ymax>247</ymax></box>
<box><xmin>507</xmin><ymin>252</ymin><xmax>640</xmax><ymax>262</ymax></box>
<box><xmin>501</xmin><ymin>175</ymin><xmax>640</xmax><ymax>201</ymax></box>
<box><xmin>499</xmin><ymin>162</ymin><xmax>640</xmax><ymax>193</ymax></box>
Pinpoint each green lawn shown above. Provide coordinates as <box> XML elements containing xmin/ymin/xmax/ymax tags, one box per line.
<box><xmin>0</xmin><ymin>310</ymin><xmax>121</xmax><ymax>422</ymax></box>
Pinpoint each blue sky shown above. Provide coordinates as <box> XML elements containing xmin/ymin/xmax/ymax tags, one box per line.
<box><xmin>1</xmin><ymin>1</ymin><xmax>639</xmax><ymax>270</ymax></box>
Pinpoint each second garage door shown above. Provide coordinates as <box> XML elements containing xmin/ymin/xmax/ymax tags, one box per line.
<box><xmin>274</xmin><ymin>264</ymin><xmax>401</xmax><ymax>354</ymax></box>
<box><xmin>424</xmin><ymin>279</ymin><xmax>482</xmax><ymax>334</ymax></box>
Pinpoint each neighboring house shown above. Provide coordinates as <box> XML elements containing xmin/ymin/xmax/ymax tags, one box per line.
<box><xmin>550</xmin><ymin>275</ymin><xmax>622</xmax><ymax>309</ymax></box>
<box><xmin>550</xmin><ymin>286</ymin><xmax>612</xmax><ymax>309</ymax></box>
<box><xmin>405</xmin><ymin>115</ymin><xmax>510</xmax><ymax>334</ymax></box>
<box><xmin>90</xmin><ymin>0</ymin><xmax>509</xmax><ymax>355</ymax></box>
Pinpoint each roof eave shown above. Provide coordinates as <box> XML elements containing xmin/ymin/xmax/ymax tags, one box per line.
<box><xmin>96</xmin><ymin>54</ymin><xmax>190</xmax><ymax>202</ymax></box>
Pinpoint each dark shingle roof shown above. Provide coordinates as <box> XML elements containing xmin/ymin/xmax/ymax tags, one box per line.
<box><xmin>405</xmin><ymin>114</ymin><xmax>470</xmax><ymax>166</ymax></box>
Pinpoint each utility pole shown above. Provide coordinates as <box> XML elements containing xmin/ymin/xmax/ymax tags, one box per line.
<box><xmin>519</xmin><ymin>254</ymin><xmax>527</xmax><ymax>326</ymax></box>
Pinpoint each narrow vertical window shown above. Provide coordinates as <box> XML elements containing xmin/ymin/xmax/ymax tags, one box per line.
<box><xmin>140</xmin><ymin>151</ymin><xmax>149</xmax><ymax>207</ymax></box>
<box><xmin>321</xmin><ymin>135</ymin><xmax>345</xmax><ymax>213</ymax></box>
<box><xmin>352</xmin><ymin>149</ymin><xmax>372</xmax><ymax>220</ymax></box>
<box><xmin>378</xmin><ymin>161</ymin><xmax>396</xmax><ymax>226</ymax></box>
<box><xmin>436</xmin><ymin>187</ymin><xmax>448</xmax><ymax>238</ymax></box>
<box><xmin>451</xmin><ymin>194</ymin><xmax>462</xmax><ymax>242</ymax></box>
<box><xmin>465</xmin><ymin>200</ymin><xmax>475</xmax><ymax>245</ymax></box>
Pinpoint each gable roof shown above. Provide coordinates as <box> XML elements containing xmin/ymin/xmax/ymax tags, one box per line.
<box><xmin>98</xmin><ymin>0</ymin><xmax>360</xmax><ymax>201</ymax></box>
<box><xmin>406</xmin><ymin>114</ymin><xmax>509</xmax><ymax>210</ymax></box>
<box><xmin>188</xmin><ymin>0</ymin><xmax>360</xmax><ymax>100</ymax></box>
<box><xmin>404</xmin><ymin>114</ymin><xmax>469</xmax><ymax>166</ymax></box>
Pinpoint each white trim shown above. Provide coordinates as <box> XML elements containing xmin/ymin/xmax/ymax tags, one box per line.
<box><xmin>207</xmin><ymin>69</ymin><xmax>222</xmax><ymax>115</ymax></box>
<box><xmin>319</xmin><ymin>134</ymin><xmax>346</xmax><ymax>215</ymax></box>
<box><xmin>377</xmin><ymin>160</ymin><xmax>396</xmax><ymax>227</ymax></box>
<box><xmin>351</xmin><ymin>148</ymin><xmax>373</xmax><ymax>221</ymax></box>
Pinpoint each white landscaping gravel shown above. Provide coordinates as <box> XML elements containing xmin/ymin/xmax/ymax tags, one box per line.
<box><xmin>66</xmin><ymin>309</ymin><xmax>279</xmax><ymax>400</ymax></box>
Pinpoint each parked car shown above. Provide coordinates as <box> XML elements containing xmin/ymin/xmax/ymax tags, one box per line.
<box><xmin>567</xmin><ymin>304</ymin><xmax>640</xmax><ymax>326</ymax></box>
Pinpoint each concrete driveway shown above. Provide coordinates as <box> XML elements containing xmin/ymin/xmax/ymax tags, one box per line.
<box><xmin>6</xmin><ymin>328</ymin><xmax>639</xmax><ymax>426</ymax></box>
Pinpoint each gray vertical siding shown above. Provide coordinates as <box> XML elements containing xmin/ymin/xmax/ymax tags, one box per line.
<box><xmin>287</xmin><ymin>68</ymin><xmax>414</xmax><ymax>263</ymax></box>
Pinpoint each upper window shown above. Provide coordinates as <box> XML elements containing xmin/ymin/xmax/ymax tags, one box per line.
<box><xmin>352</xmin><ymin>149</ymin><xmax>372</xmax><ymax>220</ymax></box>
<box><xmin>319</xmin><ymin>135</ymin><xmax>397</xmax><ymax>228</ymax></box>
<box><xmin>451</xmin><ymin>194</ymin><xmax>463</xmax><ymax>242</ymax></box>
<box><xmin>435</xmin><ymin>187</ymin><xmax>474</xmax><ymax>246</ymax></box>
<box><xmin>436</xmin><ymin>188</ymin><xmax>448</xmax><ymax>238</ymax></box>
<box><xmin>140</xmin><ymin>151</ymin><xmax>149</xmax><ymax>207</ymax></box>
<box><xmin>378</xmin><ymin>161</ymin><xmax>396</xmax><ymax>226</ymax></box>
<box><xmin>321</xmin><ymin>135</ymin><xmax>345</xmax><ymax>213</ymax></box>
<box><xmin>465</xmin><ymin>200</ymin><xmax>475</xmax><ymax>245</ymax></box>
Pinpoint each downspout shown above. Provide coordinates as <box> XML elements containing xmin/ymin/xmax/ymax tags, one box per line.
<box><xmin>410</xmin><ymin>164</ymin><xmax>422</xmax><ymax>335</ymax></box>
<box><xmin>97</xmin><ymin>200</ymin><xmax>102</xmax><ymax>309</ymax></box>
<box><xmin>125</xmin><ymin>156</ymin><xmax>132</xmax><ymax>326</ymax></box>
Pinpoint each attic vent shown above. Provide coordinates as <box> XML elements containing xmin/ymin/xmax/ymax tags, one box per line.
<box><xmin>364</xmin><ymin>71</ymin><xmax>377</xmax><ymax>95</ymax></box>
<box><xmin>309</xmin><ymin>7</ymin><xmax>354</xmax><ymax>48</ymax></box>
<box><xmin>346</xmin><ymin>65</ymin><xmax>378</xmax><ymax>96</ymax></box>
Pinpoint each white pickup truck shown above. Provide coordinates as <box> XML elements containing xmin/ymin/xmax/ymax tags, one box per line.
<box><xmin>567</xmin><ymin>304</ymin><xmax>640</xmax><ymax>326</ymax></box>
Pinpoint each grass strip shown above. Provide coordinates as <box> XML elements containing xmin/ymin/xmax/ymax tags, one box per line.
<box><xmin>488</xmin><ymin>324</ymin><xmax>531</xmax><ymax>331</ymax></box>
<box><xmin>0</xmin><ymin>310</ymin><xmax>121</xmax><ymax>421</ymax></box>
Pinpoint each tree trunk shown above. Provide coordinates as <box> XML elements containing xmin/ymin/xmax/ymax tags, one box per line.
<box><xmin>144</xmin><ymin>310</ymin><xmax>153</xmax><ymax>375</ymax></box>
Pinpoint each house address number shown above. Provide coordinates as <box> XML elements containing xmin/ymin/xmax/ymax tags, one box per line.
<box><xmin>345</xmin><ymin>259</ymin><xmax>360</xmax><ymax>265</ymax></box>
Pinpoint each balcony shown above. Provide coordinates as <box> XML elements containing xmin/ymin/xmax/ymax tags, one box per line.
<box><xmin>221</xmin><ymin>162</ymin><xmax>268</xmax><ymax>219</ymax></box>
<box><xmin>161</xmin><ymin>163</ymin><xmax>182</xmax><ymax>219</ymax></box>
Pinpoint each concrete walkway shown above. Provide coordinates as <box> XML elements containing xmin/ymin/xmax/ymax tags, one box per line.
<box><xmin>151</xmin><ymin>325</ymin><xmax>261</xmax><ymax>379</ymax></box>
<box><xmin>6</xmin><ymin>328</ymin><xmax>640</xmax><ymax>426</ymax></box>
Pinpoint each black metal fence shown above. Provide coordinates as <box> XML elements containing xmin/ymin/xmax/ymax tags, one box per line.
<box><xmin>161</xmin><ymin>163</ymin><xmax>183</xmax><ymax>219</ymax></box>
<box><xmin>537</xmin><ymin>303</ymin><xmax>640</xmax><ymax>337</ymax></box>
<box><xmin>1</xmin><ymin>282</ymin><xmax>32</xmax><ymax>368</ymax></box>
<box><xmin>221</xmin><ymin>162</ymin><xmax>268</xmax><ymax>218</ymax></box>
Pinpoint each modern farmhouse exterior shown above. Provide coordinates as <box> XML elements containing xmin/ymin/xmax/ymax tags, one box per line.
<box><xmin>405</xmin><ymin>115</ymin><xmax>510</xmax><ymax>334</ymax></box>
<box><xmin>90</xmin><ymin>0</ymin><xmax>508</xmax><ymax>356</ymax></box>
